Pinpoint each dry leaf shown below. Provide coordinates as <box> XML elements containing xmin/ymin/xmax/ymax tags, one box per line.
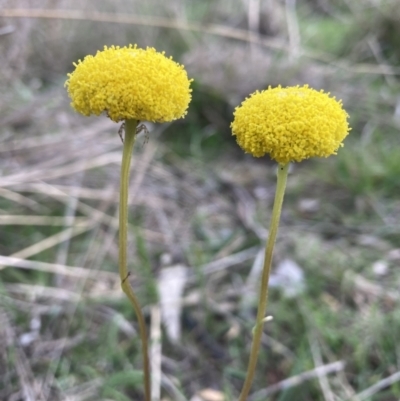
<box><xmin>158</xmin><ymin>265</ymin><xmax>187</xmax><ymax>343</ymax></box>
<box><xmin>269</xmin><ymin>258</ymin><xmax>305</xmax><ymax>298</ymax></box>
<box><xmin>197</xmin><ymin>388</ymin><xmax>225</xmax><ymax>401</ymax></box>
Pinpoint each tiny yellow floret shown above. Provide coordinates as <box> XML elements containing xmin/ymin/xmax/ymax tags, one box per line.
<box><xmin>65</xmin><ymin>45</ymin><xmax>192</xmax><ymax>123</ymax></box>
<box><xmin>231</xmin><ymin>85</ymin><xmax>350</xmax><ymax>164</ymax></box>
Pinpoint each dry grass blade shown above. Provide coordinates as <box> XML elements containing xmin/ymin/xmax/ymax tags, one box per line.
<box><xmin>285</xmin><ymin>0</ymin><xmax>301</xmax><ymax>59</ymax></box>
<box><xmin>12</xmin><ymin>183</ymin><xmax>118</xmax><ymax>201</ymax></box>
<box><xmin>128</xmin><ymin>139</ymin><xmax>159</xmax><ymax>199</ymax></box>
<box><xmin>5</xmin><ymin>282</ymin><xmax>122</xmax><ymax>301</ymax></box>
<box><xmin>308</xmin><ymin>332</ymin><xmax>336</xmax><ymax>401</ymax></box>
<box><xmin>0</xmin><ymin>152</ymin><xmax>122</xmax><ymax>186</ymax></box>
<box><xmin>10</xmin><ymin>181</ymin><xmax>166</xmax><ymax>207</ymax></box>
<box><xmin>160</xmin><ymin>374</ymin><xmax>188</xmax><ymax>401</ymax></box>
<box><xmin>0</xmin><ymin>119</ymin><xmax>115</xmax><ymax>153</ymax></box>
<box><xmin>246</xmin><ymin>0</ymin><xmax>261</xmax><ymax>33</ymax></box>
<box><xmin>10</xmin><ymin>182</ymin><xmax>165</xmax><ymax>243</ymax></box>
<box><xmin>0</xmin><ymin>223</ymin><xmax>95</xmax><ymax>271</ymax></box>
<box><xmin>0</xmin><ymin>187</ymin><xmax>41</xmax><ymax>211</ymax></box>
<box><xmin>62</xmin><ymin>378</ymin><xmax>104</xmax><ymax>401</ymax></box>
<box><xmin>0</xmin><ymin>255</ymin><xmax>118</xmax><ymax>280</ymax></box>
<box><xmin>0</xmin><ymin>308</ymin><xmax>43</xmax><ymax>401</ymax></box>
<box><xmin>150</xmin><ymin>305</ymin><xmax>162</xmax><ymax>401</ymax></box>
<box><xmin>0</xmin><ymin>8</ymin><xmax>286</xmax><ymax>50</ymax></box>
<box><xmin>199</xmin><ymin>246</ymin><xmax>259</xmax><ymax>277</ymax></box>
<box><xmin>240</xmin><ymin>248</ymin><xmax>264</xmax><ymax>313</ymax></box>
<box><xmin>0</xmin><ymin>215</ymin><xmax>89</xmax><ymax>226</ymax></box>
<box><xmin>1</xmin><ymin>8</ymin><xmax>400</xmax><ymax>77</ymax></box>
<box><xmin>248</xmin><ymin>361</ymin><xmax>346</xmax><ymax>400</ymax></box>
<box><xmin>354</xmin><ymin>371</ymin><xmax>400</xmax><ymax>401</ymax></box>
<box><xmin>345</xmin><ymin>271</ymin><xmax>399</xmax><ymax>302</ymax></box>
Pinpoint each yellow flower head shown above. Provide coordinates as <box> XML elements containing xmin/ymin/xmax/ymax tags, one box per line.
<box><xmin>65</xmin><ymin>45</ymin><xmax>193</xmax><ymax>123</ymax></box>
<box><xmin>231</xmin><ymin>85</ymin><xmax>350</xmax><ymax>164</ymax></box>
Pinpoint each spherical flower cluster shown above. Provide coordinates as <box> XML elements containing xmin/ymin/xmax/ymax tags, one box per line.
<box><xmin>65</xmin><ymin>45</ymin><xmax>192</xmax><ymax>123</ymax></box>
<box><xmin>231</xmin><ymin>85</ymin><xmax>350</xmax><ymax>164</ymax></box>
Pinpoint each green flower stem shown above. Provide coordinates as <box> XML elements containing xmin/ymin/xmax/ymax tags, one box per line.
<box><xmin>239</xmin><ymin>163</ymin><xmax>289</xmax><ymax>401</ymax></box>
<box><xmin>119</xmin><ymin>118</ymin><xmax>151</xmax><ymax>401</ymax></box>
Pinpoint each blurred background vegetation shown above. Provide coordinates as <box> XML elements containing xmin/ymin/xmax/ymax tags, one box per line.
<box><xmin>0</xmin><ymin>1</ymin><xmax>400</xmax><ymax>400</ymax></box>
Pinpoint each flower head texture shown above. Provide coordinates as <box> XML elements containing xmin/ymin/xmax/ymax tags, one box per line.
<box><xmin>65</xmin><ymin>45</ymin><xmax>192</xmax><ymax>123</ymax></box>
<box><xmin>231</xmin><ymin>85</ymin><xmax>350</xmax><ymax>164</ymax></box>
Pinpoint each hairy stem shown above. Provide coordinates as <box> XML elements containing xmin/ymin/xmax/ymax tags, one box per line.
<box><xmin>119</xmin><ymin>118</ymin><xmax>151</xmax><ymax>401</ymax></box>
<box><xmin>238</xmin><ymin>163</ymin><xmax>289</xmax><ymax>401</ymax></box>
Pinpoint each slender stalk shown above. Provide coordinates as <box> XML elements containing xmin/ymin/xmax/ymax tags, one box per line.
<box><xmin>119</xmin><ymin>118</ymin><xmax>151</xmax><ymax>401</ymax></box>
<box><xmin>238</xmin><ymin>163</ymin><xmax>290</xmax><ymax>401</ymax></box>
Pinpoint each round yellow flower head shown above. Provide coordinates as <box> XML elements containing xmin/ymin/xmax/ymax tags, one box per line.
<box><xmin>231</xmin><ymin>85</ymin><xmax>350</xmax><ymax>164</ymax></box>
<box><xmin>65</xmin><ymin>45</ymin><xmax>193</xmax><ymax>123</ymax></box>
